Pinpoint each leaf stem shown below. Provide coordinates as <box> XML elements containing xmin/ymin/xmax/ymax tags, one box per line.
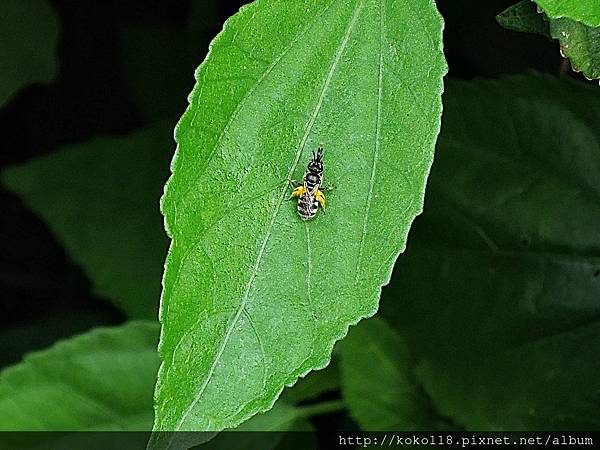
<box><xmin>296</xmin><ymin>399</ymin><xmax>346</xmax><ymax>418</ymax></box>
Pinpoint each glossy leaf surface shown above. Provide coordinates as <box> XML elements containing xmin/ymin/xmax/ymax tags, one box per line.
<box><xmin>153</xmin><ymin>0</ymin><xmax>446</xmax><ymax>441</ymax></box>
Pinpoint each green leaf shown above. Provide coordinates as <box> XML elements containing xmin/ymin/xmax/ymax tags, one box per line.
<box><xmin>2</xmin><ymin>125</ymin><xmax>172</xmax><ymax>319</ymax></box>
<box><xmin>152</xmin><ymin>0</ymin><xmax>446</xmax><ymax>440</ymax></box>
<box><xmin>383</xmin><ymin>74</ymin><xmax>600</xmax><ymax>430</ymax></box>
<box><xmin>0</xmin><ymin>321</ymin><xmax>159</xmax><ymax>431</ymax></box>
<box><xmin>340</xmin><ymin>317</ymin><xmax>446</xmax><ymax>431</ymax></box>
<box><xmin>549</xmin><ymin>17</ymin><xmax>600</xmax><ymax>80</ymax></box>
<box><xmin>533</xmin><ymin>0</ymin><xmax>600</xmax><ymax>27</ymax></box>
<box><xmin>0</xmin><ymin>0</ymin><xmax>59</xmax><ymax>108</ymax></box>
<box><xmin>496</xmin><ymin>1</ymin><xmax>550</xmax><ymax>36</ymax></box>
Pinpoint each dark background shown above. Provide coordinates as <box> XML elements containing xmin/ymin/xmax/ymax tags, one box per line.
<box><xmin>0</xmin><ymin>0</ymin><xmax>563</xmax><ymax>373</ymax></box>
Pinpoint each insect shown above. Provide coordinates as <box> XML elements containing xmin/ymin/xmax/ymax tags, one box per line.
<box><xmin>289</xmin><ymin>145</ymin><xmax>329</xmax><ymax>220</ymax></box>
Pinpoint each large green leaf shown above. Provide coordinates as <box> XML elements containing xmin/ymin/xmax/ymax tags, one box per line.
<box><xmin>340</xmin><ymin>317</ymin><xmax>446</xmax><ymax>431</ymax></box>
<box><xmin>2</xmin><ymin>125</ymin><xmax>172</xmax><ymax>319</ymax></box>
<box><xmin>0</xmin><ymin>0</ymin><xmax>59</xmax><ymax>108</ymax></box>
<box><xmin>383</xmin><ymin>74</ymin><xmax>600</xmax><ymax>430</ymax></box>
<box><xmin>533</xmin><ymin>0</ymin><xmax>600</xmax><ymax>27</ymax></box>
<box><xmin>153</xmin><ymin>0</ymin><xmax>446</xmax><ymax>441</ymax></box>
<box><xmin>0</xmin><ymin>321</ymin><xmax>159</xmax><ymax>432</ymax></box>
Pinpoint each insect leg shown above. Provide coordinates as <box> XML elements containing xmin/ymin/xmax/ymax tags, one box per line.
<box><xmin>288</xmin><ymin>185</ymin><xmax>306</xmax><ymax>201</ymax></box>
<box><xmin>316</xmin><ymin>190</ymin><xmax>326</xmax><ymax>209</ymax></box>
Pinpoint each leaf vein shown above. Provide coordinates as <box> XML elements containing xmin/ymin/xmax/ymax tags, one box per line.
<box><xmin>242</xmin><ymin>307</ymin><xmax>267</xmax><ymax>391</ymax></box>
<box><xmin>355</xmin><ymin>0</ymin><xmax>385</xmax><ymax>285</ymax></box>
<box><xmin>171</xmin><ymin>0</ymin><xmax>365</xmax><ymax>432</ymax></box>
<box><xmin>175</xmin><ymin>0</ymin><xmax>338</xmax><ymax>212</ymax></box>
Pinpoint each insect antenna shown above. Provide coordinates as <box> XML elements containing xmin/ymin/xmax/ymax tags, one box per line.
<box><xmin>315</xmin><ymin>145</ymin><xmax>323</xmax><ymax>162</ymax></box>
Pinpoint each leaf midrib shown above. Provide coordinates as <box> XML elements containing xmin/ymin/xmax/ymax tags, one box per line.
<box><xmin>171</xmin><ymin>0</ymin><xmax>366</xmax><ymax>432</ymax></box>
<box><xmin>162</xmin><ymin>0</ymin><xmax>341</xmax><ymax>349</ymax></box>
<box><xmin>172</xmin><ymin>0</ymin><xmax>338</xmax><ymax>214</ymax></box>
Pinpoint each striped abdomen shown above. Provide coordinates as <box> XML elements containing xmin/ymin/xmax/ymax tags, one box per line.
<box><xmin>298</xmin><ymin>172</ymin><xmax>321</xmax><ymax>220</ymax></box>
<box><xmin>297</xmin><ymin>190</ymin><xmax>319</xmax><ymax>220</ymax></box>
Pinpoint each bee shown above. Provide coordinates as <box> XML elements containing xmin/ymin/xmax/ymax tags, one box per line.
<box><xmin>290</xmin><ymin>146</ymin><xmax>328</xmax><ymax>220</ymax></box>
